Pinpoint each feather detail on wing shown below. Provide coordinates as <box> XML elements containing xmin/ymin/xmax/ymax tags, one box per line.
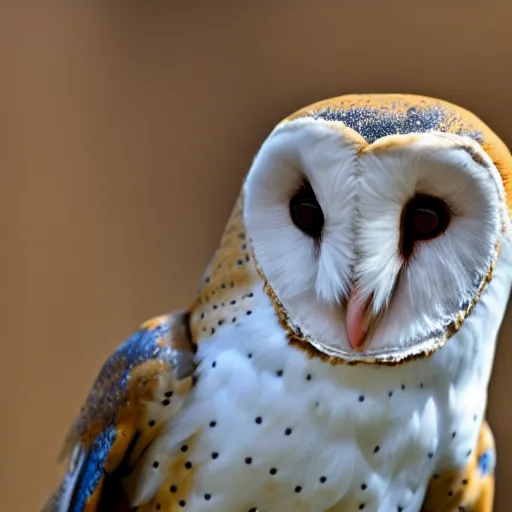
<box><xmin>422</xmin><ymin>420</ymin><xmax>496</xmax><ymax>512</ymax></box>
<box><xmin>41</xmin><ymin>311</ymin><xmax>196</xmax><ymax>512</ymax></box>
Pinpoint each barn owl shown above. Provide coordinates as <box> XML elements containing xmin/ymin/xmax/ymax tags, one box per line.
<box><xmin>42</xmin><ymin>94</ymin><xmax>512</xmax><ymax>512</ymax></box>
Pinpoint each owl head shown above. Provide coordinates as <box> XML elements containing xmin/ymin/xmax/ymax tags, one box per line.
<box><xmin>192</xmin><ymin>94</ymin><xmax>512</xmax><ymax>365</ymax></box>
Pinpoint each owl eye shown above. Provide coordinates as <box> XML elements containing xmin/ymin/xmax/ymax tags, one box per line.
<box><xmin>289</xmin><ymin>182</ymin><xmax>324</xmax><ymax>239</ymax></box>
<box><xmin>400</xmin><ymin>194</ymin><xmax>451</xmax><ymax>258</ymax></box>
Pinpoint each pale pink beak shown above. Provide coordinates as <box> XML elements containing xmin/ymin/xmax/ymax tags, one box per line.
<box><xmin>346</xmin><ymin>289</ymin><xmax>369</xmax><ymax>350</ymax></box>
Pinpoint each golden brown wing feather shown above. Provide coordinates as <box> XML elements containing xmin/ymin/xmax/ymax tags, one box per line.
<box><xmin>422</xmin><ymin>421</ymin><xmax>495</xmax><ymax>512</ymax></box>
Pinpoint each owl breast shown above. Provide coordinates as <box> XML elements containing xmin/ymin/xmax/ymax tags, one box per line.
<box><xmin>135</xmin><ymin>285</ymin><xmax>487</xmax><ymax>512</ymax></box>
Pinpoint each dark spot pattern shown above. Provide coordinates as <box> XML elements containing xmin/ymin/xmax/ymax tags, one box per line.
<box><xmin>195</xmin><ymin>254</ymin><xmax>257</xmax><ymax>337</ymax></box>
<box><xmin>310</xmin><ymin>105</ymin><xmax>483</xmax><ymax>144</ymax></box>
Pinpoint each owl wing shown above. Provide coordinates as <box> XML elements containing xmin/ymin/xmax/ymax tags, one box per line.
<box><xmin>421</xmin><ymin>420</ymin><xmax>496</xmax><ymax>512</ymax></box>
<box><xmin>41</xmin><ymin>311</ymin><xmax>196</xmax><ymax>512</ymax></box>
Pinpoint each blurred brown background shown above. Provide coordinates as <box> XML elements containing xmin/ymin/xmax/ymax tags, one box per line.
<box><xmin>1</xmin><ymin>3</ymin><xmax>511</xmax><ymax>510</ymax></box>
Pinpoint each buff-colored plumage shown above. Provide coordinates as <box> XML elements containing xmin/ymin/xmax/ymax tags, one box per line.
<box><xmin>43</xmin><ymin>94</ymin><xmax>512</xmax><ymax>512</ymax></box>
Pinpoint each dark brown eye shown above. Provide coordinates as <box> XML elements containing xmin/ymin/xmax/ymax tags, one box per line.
<box><xmin>400</xmin><ymin>194</ymin><xmax>451</xmax><ymax>258</ymax></box>
<box><xmin>289</xmin><ymin>182</ymin><xmax>324</xmax><ymax>239</ymax></box>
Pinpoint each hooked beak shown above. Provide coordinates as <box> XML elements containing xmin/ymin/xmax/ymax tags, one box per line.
<box><xmin>346</xmin><ymin>288</ymin><xmax>371</xmax><ymax>350</ymax></box>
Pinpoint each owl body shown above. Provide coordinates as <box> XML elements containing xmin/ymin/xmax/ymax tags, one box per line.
<box><xmin>130</xmin><ymin>291</ymin><xmax>497</xmax><ymax>512</ymax></box>
<box><xmin>44</xmin><ymin>95</ymin><xmax>512</xmax><ymax>512</ymax></box>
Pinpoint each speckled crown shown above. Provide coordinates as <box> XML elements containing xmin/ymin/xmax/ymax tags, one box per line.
<box><xmin>287</xmin><ymin>94</ymin><xmax>512</xmax><ymax>211</ymax></box>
